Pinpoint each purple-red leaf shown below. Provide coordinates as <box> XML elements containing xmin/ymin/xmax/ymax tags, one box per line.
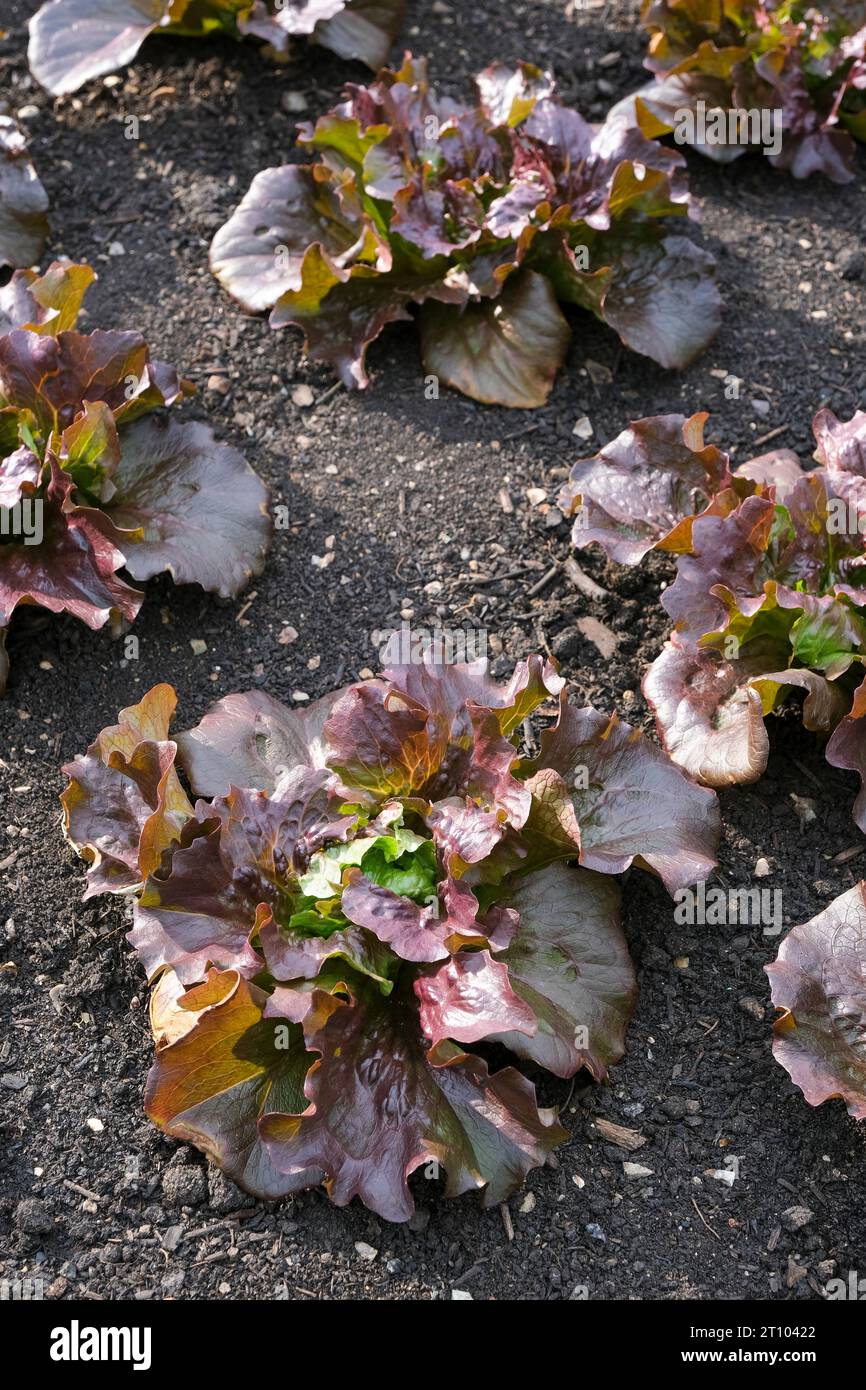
<box><xmin>415</xmin><ymin>949</ymin><xmax>536</xmax><ymax>1048</ymax></box>
<box><xmin>61</xmin><ymin>683</ymin><xmax>193</xmax><ymax>896</ymax></box>
<box><xmin>489</xmin><ymin>863</ymin><xmax>635</xmax><ymax>1081</ymax></box>
<box><xmin>261</xmin><ymin>985</ymin><xmax>566</xmax><ymax>1222</ymax></box>
<box><xmin>766</xmin><ymin>885</ymin><xmax>866</xmax><ymax>1119</ymax></box>
<box><xmin>177</xmin><ymin>688</ymin><xmax>344</xmax><ymax>798</ymax></box>
<box><xmin>523</xmin><ymin>697</ymin><xmax>720</xmax><ymax>893</ymax></box>
<box><xmin>559</xmin><ymin>411</ymin><xmax>729</xmax><ymax>564</ymax></box>
<box><xmin>211</xmin><ymin>55</ymin><xmax>718</xmax><ymax>404</ymax></box>
<box><xmin>0</xmin><ymin>115</ymin><xmax>49</xmax><ymax>270</ymax></box>
<box><xmin>419</xmin><ymin>269</ymin><xmax>571</xmax><ymax>410</ymax></box>
<box><xmin>107</xmin><ymin>415</ymin><xmax>270</xmax><ymax>598</ymax></box>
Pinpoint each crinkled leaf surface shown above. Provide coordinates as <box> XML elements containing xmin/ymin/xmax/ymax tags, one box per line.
<box><xmin>0</xmin><ymin>457</ymin><xmax>142</xmax><ymax>630</ymax></box>
<box><xmin>61</xmin><ymin>683</ymin><xmax>193</xmax><ymax>896</ymax></box>
<box><xmin>634</xmin><ymin>0</ymin><xmax>865</xmax><ymax>181</ymax></box>
<box><xmin>177</xmin><ymin>688</ymin><xmax>341</xmax><ymax>797</ymax></box>
<box><xmin>522</xmin><ymin>697</ymin><xmax>720</xmax><ymax>892</ymax></box>
<box><xmin>146</xmin><ymin>968</ymin><xmax>322</xmax><ymax>1199</ymax></box>
<box><xmin>211</xmin><ymin>54</ymin><xmax>718</xmax><ymax>404</ymax></box>
<box><xmin>600</xmin><ymin>232</ymin><xmax>721</xmax><ymax>370</ymax></box>
<box><xmin>559</xmin><ymin>411</ymin><xmax>728</xmax><ymax>563</ymax></box>
<box><xmin>642</xmin><ymin>639</ymin><xmax>772</xmax><ymax>788</ymax></box>
<box><xmin>63</xmin><ymin>656</ymin><xmax>724</xmax><ymax>1218</ymax></box>
<box><xmin>261</xmin><ymin>983</ymin><xmax>566</xmax><ymax>1222</ymax></box>
<box><xmin>130</xmin><ymin>770</ymin><xmax>354</xmax><ymax>983</ymax></box>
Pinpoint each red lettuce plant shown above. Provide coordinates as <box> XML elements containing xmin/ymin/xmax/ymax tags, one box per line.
<box><xmin>28</xmin><ymin>0</ymin><xmax>404</xmax><ymax>96</ymax></box>
<box><xmin>61</xmin><ymin>654</ymin><xmax>719</xmax><ymax>1220</ymax></box>
<box><xmin>0</xmin><ymin>259</ymin><xmax>269</xmax><ymax>691</ymax></box>
<box><xmin>0</xmin><ymin>112</ymin><xmax>49</xmax><ymax>269</ymax></box>
<box><xmin>766</xmin><ymin>882</ymin><xmax>866</xmax><ymax>1119</ymax></box>
<box><xmin>624</xmin><ymin>0</ymin><xmax>866</xmax><ymax>183</ymax></box>
<box><xmin>560</xmin><ymin>407</ymin><xmax>866</xmax><ymax>824</ymax></box>
<box><xmin>210</xmin><ymin>55</ymin><xmax>720</xmax><ymax>409</ymax></box>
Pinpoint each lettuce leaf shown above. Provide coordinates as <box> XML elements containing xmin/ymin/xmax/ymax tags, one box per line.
<box><xmin>28</xmin><ymin>0</ymin><xmax>404</xmax><ymax>94</ymax></box>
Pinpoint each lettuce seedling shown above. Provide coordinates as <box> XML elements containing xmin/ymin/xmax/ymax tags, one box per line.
<box><xmin>766</xmin><ymin>882</ymin><xmax>866</xmax><ymax>1119</ymax></box>
<box><xmin>623</xmin><ymin>0</ymin><xmax>866</xmax><ymax>182</ymax></box>
<box><xmin>0</xmin><ymin>113</ymin><xmax>49</xmax><ymax>269</ymax></box>
<box><xmin>561</xmin><ymin>407</ymin><xmax>866</xmax><ymax>825</ymax></box>
<box><xmin>27</xmin><ymin>0</ymin><xmax>404</xmax><ymax>96</ymax></box>
<box><xmin>62</xmin><ymin>654</ymin><xmax>719</xmax><ymax>1220</ymax></box>
<box><xmin>210</xmin><ymin>55</ymin><xmax>720</xmax><ymax>409</ymax></box>
<box><xmin>0</xmin><ymin>259</ymin><xmax>269</xmax><ymax>691</ymax></box>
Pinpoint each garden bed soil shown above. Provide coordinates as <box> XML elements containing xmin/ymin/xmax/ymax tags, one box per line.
<box><xmin>1</xmin><ymin>0</ymin><xmax>865</xmax><ymax>1302</ymax></box>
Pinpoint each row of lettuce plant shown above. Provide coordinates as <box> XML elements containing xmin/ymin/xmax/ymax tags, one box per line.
<box><xmin>210</xmin><ymin>56</ymin><xmax>721</xmax><ymax>407</ymax></box>
<box><xmin>61</xmin><ymin>656</ymin><xmax>720</xmax><ymax>1219</ymax></box>
<box><xmin>624</xmin><ymin>0</ymin><xmax>866</xmax><ymax>182</ymax></box>
<box><xmin>27</xmin><ymin>0</ymin><xmax>405</xmax><ymax>95</ymax></box>
<box><xmin>0</xmin><ymin>259</ymin><xmax>269</xmax><ymax>690</ymax></box>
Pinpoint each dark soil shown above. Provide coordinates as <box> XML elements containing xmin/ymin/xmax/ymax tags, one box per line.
<box><xmin>1</xmin><ymin>0</ymin><xmax>866</xmax><ymax>1303</ymax></box>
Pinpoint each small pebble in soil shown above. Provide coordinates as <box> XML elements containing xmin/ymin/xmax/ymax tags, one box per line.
<box><xmin>781</xmin><ymin>1205</ymin><xmax>814</xmax><ymax>1233</ymax></box>
<box><xmin>738</xmin><ymin>996</ymin><xmax>764</xmax><ymax>1021</ymax></box>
